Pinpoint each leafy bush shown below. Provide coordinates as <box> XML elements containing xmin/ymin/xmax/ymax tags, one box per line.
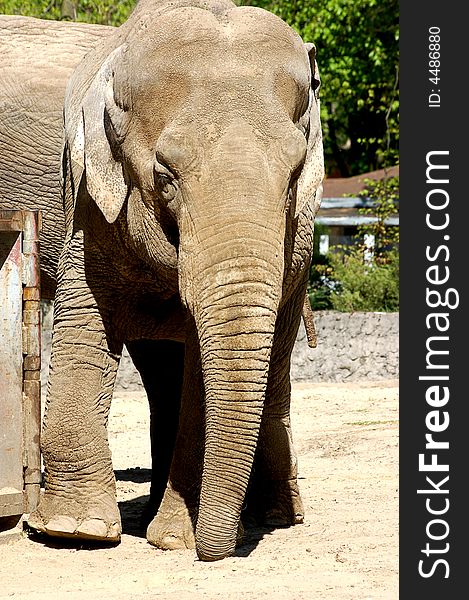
<box><xmin>328</xmin><ymin>249</ymin><xmax>399</xmax><ymax>311</ymax></box>
<box><xmin>309</xmin><ymin>175</ymin><xmax>399</xmax><ymax>312</ymax></box>
<box><xmin>308</xmin><ymin>255</ymin><xmax>335</xmax><ymax>310</ymax></box>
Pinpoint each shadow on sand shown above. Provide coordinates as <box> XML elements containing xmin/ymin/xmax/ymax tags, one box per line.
<box><xmin>26</xmin><ymin>469</ymin><xmax>283</xmax><ymax>556</ymax></box>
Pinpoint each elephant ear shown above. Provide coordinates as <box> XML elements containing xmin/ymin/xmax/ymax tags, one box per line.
<box><xmin>69</xmin><ymin>45</ymin><xmax>130</xmax><ymax>223</ymax></box>
<box><xmin>295</xmin><ymin>42</ymin><xmax>324</xmax><ymax>219</ymax></box>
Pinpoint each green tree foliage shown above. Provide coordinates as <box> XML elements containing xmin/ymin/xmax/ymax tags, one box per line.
<box><xmin>1</xmin><ymin>0</ymin><xmax>399</xmax><ymax>176</ymax></box>
<box><xmin>242</xmin><ymin>0</ymin><xmax>399</xmax><ymax>176</ymax></box>
<box><xmin>0</xmin><ymin>0</ymin><xmax>136</xmax><ymax>26</ymax></box>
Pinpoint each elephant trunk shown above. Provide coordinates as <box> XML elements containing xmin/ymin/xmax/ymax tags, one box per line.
<box><xmin>182</xmin><ymin>213</ymin><xmax>285</xmax><ymax>561</ymax></box>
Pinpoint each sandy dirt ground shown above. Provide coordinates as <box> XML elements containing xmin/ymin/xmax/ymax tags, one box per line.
<box><xmin>0</xmin><ymin>381</ymin><xmax>398</xmax><ymax>599</ymax></box>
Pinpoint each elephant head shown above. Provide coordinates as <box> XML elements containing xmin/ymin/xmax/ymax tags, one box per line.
<box><xmin>66</xmin><ymin>2</ymin><xmax>323</xmax><ymax>561</ymax></box>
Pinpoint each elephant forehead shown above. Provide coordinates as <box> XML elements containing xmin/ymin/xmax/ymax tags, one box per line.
<box><xmin>128</xmin><ymin>41</ymin><xmax>309</xmax><ymax>134</ymax></box>
<box><xmin>129</xmin><ymin>5</ymin><xmax>308</xmax><ymax>87</ymax></box>
<box><xmin>123</xmin><ymin>5</ymin><xmax>310</xmax><ymax>151</ymax></box>
<box><xmin>130</xmin><ymin>72</ymin><xmax>304</xmax><ymax>161</ymax></box>
<box><xmin>129</xmin><ymin>67</ymin><xmax>308</xmax><ymax>154</ymax></box>
<box><xmin>134</xmin><ymin>5</ymin><xmax>304</xmax><ymax>47</ymax></box>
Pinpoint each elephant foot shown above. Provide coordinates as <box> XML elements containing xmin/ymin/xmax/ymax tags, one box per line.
<box><xmin>246</xmin><ymin>477</ymin><xmax>304</xmax><ymax>527</ymax></box>
<box><xmin>27</xmin><ymin>490</ymin><xmax>121</xmax><ymax>542</ymax></box>
<box><xmin>265</xmin><ymin>480</ymin><xmax>304</xmax><ymax>527</ymax></box>
<box><xmin>146</xmin><ymin>484</ymin><xmax>196</xmax><ymax>550</ymax></box>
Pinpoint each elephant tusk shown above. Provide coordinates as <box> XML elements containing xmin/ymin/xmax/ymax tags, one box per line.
<box><xmin>302</xmin><ymin>294</ymin><xmax>317</xmax><ymax>349</ymax></box>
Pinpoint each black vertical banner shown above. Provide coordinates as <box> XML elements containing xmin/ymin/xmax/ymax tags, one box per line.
<box><xmin>400</xmin><ymin>1</ymin><xmax>468</xmax><ymax>595</ymax></box>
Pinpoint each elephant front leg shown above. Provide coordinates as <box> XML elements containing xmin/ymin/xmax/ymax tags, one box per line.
<box><xmin>28</xmin><ymin>284</ymin><xmax>123</xmax><ymax>541</ymax></box>
<box><xmin>246</xmin><ymin>288</ymin><xmax>305</xmax><ymax>528</ymax></box>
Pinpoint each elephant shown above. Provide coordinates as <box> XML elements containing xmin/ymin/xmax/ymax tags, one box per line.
<box><xmin>1</xmin><ymin>0</ymin><xmax>324</xmax><ymax>561</ymax></box>
<box><xmin>0</xmin><ymin>14</ymin><xmax>114</xmax><ymax>299</ymax></box>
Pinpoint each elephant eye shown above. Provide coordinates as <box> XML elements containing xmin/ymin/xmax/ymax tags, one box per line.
<box><xmin>154</xmin><ymin>169</ymin><xmax>178</xmax><ymax>202</ymax></box>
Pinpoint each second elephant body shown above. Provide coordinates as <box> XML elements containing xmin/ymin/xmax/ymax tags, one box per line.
<box><xmin>0</xmin><ymin>14</ymin><xmax>113</xmax><ymax>297</ymax></box>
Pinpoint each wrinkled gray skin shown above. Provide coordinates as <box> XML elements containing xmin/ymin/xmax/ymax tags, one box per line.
<box><xmin>0</xmin><ymin>15</ymin><xmax>113</xmax><ymax>298</ymax></box>
<box><xmin>1</xmin><ymin>0</ymin><xmax>324</xmax><ymax>562</ymax></box>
